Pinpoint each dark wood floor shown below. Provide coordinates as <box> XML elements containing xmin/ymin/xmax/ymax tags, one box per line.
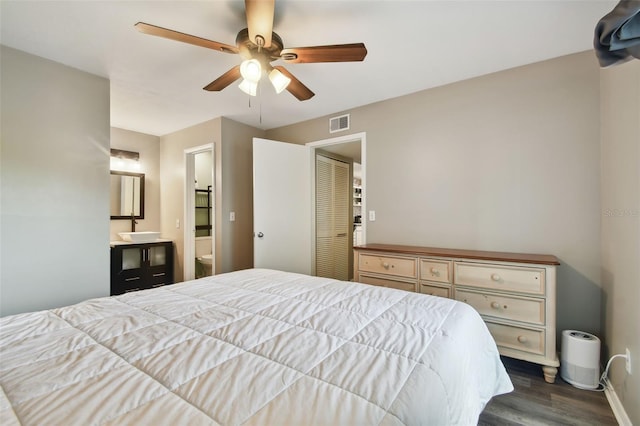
<box><xmin>479</xmin><ymin>357</ymin><xmax>617</xmax><ymax>426</ymax></box>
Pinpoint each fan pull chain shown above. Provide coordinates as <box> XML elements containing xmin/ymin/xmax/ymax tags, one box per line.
<box><xmin>259</xmin><ymin>80</ymin><xmax>263</xmax><ymax>124</ymax></box>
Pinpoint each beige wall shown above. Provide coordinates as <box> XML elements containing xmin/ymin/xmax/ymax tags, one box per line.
<box><xmin>267</xmin><ymin>51</ymin><xmax>603</xmax><ymax>337</ymax></box>
<box><xmin>220</xmin><ymin>118</ymin><xmax>264</xmax><ymax>272</ymax></box>
<box><xmin>0</xmin><ymin>46</ymin><xmax>110</xmax><ymax>316</ymax></box>
<box><xmin>600</xmin><ymin>60</ymin><xmax>639</xmax><ymax>425</ymax></box>
<box><xmin>159</xmin><ymin>118</ymin><xmax>263</xmax><ymax>281</ymax></box>
<box><xmin>159</xmin><ymin>118</ymin><xmax>221</xmax><ymax>282</ymax></box>
<box><xmin>109</xmin><ymin>128</ymin><xmax>161</xmax><ymax>241</ymax></box>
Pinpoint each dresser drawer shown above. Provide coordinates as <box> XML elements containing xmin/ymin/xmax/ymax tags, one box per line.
<box><xmin>486</xmin><ymin>322</ymin><xmax>545</xmax><ymax>356</ymax></box>
<box><xmin>419</xmin><ymin>283</ymin><xmax>450</xmax><ymax>298</ymax></box>
<box><xmin>419</xmin><ymin>259</ymin><xmax>452</xmax><ymax>283</ymax></box>
<box><xmin>358</xmin><ymin>254</ymin><xmax>417</xmax><ymax>279</ymax></box>
<box><xmin>455</xmin><ymin>289</ymin><xmax>544</xmax><ymax>325</ymax></box>
<box><xmin>454</xmin><ymin>262</ymin><xmax>545</xmax><ymax>295</ymax></box>
<box><xmin>358</xmin><ymin>274</ymin><xmax>416</xmax><ymax>292</ymax></box>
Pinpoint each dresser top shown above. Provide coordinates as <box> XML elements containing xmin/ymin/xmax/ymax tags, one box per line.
<box><xmin>355</xmin><ymin>243</ymin><xmax>560</xmax><ymax>265</ymax></box>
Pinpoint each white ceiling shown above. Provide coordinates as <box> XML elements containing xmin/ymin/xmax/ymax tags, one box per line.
<box><xmin>0</xmin><ymin>0</ymin><xmax>616</xmax><ymax>136</ymax></box>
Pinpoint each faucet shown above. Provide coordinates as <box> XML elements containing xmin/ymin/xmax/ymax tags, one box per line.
<box><xmin>131</xmin><ymin>213</ymin><xmax>138</xmax><ymax>232</ymax></box>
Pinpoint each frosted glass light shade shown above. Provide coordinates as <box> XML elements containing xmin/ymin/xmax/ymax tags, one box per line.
<box><xmin>238</xmin><ymin>79</ymin><xmax>258</xmax><ymax>96</ymax></box>
<box><xmin>269</xmin><ymin>69</ymin><xmax>291</xmax><ymax>94</ymax></box>
<box><xmin>110</xmin><ymin>156</ymin><xmax>140</xmax><ymax>172</ymax></box>
<box><xmin>240</xmin><ymin>59</ymin><xmax>262</xmax><ymax>83</ymax></box>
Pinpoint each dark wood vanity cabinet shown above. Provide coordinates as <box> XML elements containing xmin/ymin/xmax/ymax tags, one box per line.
<box><xmin>110</xmin><ymin>241</ymin><xmax>174</xmax><ymax>295</ymax></box>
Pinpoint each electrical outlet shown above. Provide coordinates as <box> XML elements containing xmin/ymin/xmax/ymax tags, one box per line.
<box><xmin>626</xmin><ymin>348</ymin><xmax>632</xmax><ymax>374</ymax></box>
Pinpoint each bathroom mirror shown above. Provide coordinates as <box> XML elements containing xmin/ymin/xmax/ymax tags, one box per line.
<box><xmin>110</xmin><ymin>171</ymin><xmax>145</xmax><ymax>219</ymax></box>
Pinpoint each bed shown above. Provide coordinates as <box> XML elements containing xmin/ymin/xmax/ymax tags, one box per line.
<box><xmin>0</xmin><ymin>268</ymin><xmax>512</xmax><ymax>425</ymax></box>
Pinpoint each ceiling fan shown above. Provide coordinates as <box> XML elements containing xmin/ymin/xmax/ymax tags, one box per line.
<box><xmin>135</xmin><ymin>0</ymin><xmax>368</xmax><ymax>101</ymax></box>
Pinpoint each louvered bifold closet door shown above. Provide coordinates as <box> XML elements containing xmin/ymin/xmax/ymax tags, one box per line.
<box><xmin>315</xmin><ymin>155</ymin><xmax>350</xmax><ymax>280</ymax></box>
<box><xmin>316</xmin><ymin>156</ymin><xmax>333</xmax><ymax>278</ymax></box>
<box><xmin>332</xmin><ymin>161</ymin><xmax>350</xmax><ymax>280</ymax></box>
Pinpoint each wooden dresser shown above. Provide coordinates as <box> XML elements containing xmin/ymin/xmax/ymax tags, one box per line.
<box><xmin>354</xmin><ymin>243</ymin><xmax>560</xmax><ymax>383</ymax></box>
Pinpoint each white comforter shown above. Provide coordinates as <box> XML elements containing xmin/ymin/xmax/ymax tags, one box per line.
<box><xmin>0</xmin><ymin>269</ymin><xmax>512</xmax><ymax>425</ymax></box>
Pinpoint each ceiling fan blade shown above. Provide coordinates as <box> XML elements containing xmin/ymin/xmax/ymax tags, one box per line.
<box><xmin>203</xmin><ymin>65</ymin><xmax>242</xmax><ymax>91</ymax></box>
<box><xmin>245</xmin><ymin>0</ymin><xmax>275</xmax><ymax>48</ymax></box>
<box><xmin>281</xmin><ymin>43</ymin><xmax>367</xmax><ymax>63</ymax></box>
<box><xmin>135</xmin><ymin>22</ymin><xmax>239</xmax><ymax>54</ymax></box>
<box><xmin>273</xmin><ymin>66</ymin><xmax>315</xmax><ymax>101</ymax></box>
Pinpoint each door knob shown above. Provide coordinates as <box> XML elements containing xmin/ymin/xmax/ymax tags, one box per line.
<box><xmin>257</xmin><ymin>232</ymin><xmax>264</xmax><ymax>238</ymax></box>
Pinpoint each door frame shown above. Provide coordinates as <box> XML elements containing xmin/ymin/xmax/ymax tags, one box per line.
<box><xmin>184</xmin><ymin>143</ymin><xmax>215</xmax><ymax>281</ymax></box>
<box><xmin>306</xmin><ymin>132</ymin><xmax>367</xmax><ymax>276</ymax></box>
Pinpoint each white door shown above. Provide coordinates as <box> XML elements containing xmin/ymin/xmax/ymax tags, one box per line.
<box><xmin>253</xmin><ymin>138</ymin><xmax>311</xmax><ymax>274</ymax></box>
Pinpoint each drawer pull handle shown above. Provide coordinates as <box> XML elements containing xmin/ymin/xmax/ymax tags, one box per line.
<box><xmin>517</xmin><ymin>335</ymin><xmax>528</xmax><ymax>344</ymax></box>
<box><xmin>491</xmin><ymin>273</ymin><xmax>501</xmax><ymax>281</ymax></box>
<box><xmin>490</xmin><ymin>301</ymin><xmax>500</xmax><ymax>309</ymax></box>
<box><xmin>382</xmin><ymin>262</ymin><xmax>390</xmax><ymax>269</ymax></box>
<box><xmin>430</xmin><ymin>267</ymin><xmax>439</xmax><ymax>276</ymax></box>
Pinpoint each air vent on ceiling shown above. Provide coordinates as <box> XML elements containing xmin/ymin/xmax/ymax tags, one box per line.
<box><xmin>329</xmin><ymin>114</ymin><xmax>350</xmax><ymax>133</ymax></box>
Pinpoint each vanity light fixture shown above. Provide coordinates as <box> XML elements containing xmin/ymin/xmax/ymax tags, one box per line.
<box><xmin>110</xmin><ymin>149</ymin><xmax>141</xmax><ymax>171</ymax></box>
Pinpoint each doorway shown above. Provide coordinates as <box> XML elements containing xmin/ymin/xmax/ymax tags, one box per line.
<box><xmin>252</xmin><ymin>132</ymin><xmax>365</xmax><ymax>277</ymax></box>
<box><xmin>184</xmin><ymin>144</ymin><xmax>215</xmax><ymax>281</ymax></box>
<box><xmin>307</xmin><ymin>132</ymin><xmax>366</xmax><ymax>279</ymax></box>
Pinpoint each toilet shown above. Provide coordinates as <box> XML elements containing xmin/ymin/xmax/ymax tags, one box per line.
<box><xmin>195</xmin><ymin>236</ymin><xmax>213</xmax><ymax>277</ymax></box>
<box><xmin>197</xmin><ymin>253</ymin><xmax>213</xmax><ymax>277</ymax></box>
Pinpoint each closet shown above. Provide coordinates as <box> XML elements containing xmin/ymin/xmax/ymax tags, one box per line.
<box><xmin>316</xmin><ymin>154</ymin><xmax>351</xmax><ymax>280</ymax></box>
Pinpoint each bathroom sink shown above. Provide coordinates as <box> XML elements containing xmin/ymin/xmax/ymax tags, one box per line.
<box><xmin>118</xmin><ymin>231</ymin><xmax>160</xmax><ymax>243</ymax></box>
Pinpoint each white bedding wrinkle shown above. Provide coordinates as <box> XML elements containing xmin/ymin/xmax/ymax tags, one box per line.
<box><xmin>0</xmin><ymin>268</ymin><xmax>513</xmax><ymax>425</ymax></box>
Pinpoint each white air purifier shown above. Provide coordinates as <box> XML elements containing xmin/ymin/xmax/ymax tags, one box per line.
<box><xmin>560</xmin><ymin>330</ymin><xmax>601</xmax><ymax>389</ymax></box>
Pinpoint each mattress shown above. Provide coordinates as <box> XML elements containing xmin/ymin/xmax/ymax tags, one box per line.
<box><xmin>0</xmin><ymin>268</ymin><xmax>512</xmax><ymax>425</ymax></box>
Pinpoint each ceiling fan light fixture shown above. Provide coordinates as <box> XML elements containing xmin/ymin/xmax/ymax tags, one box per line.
<box><xmin>136</xmin><ymin>1</ymin><xmax>366</xmax><ymax>102</ymax></box>
<box><xmin>240</xmin><ymin>59</ymin><xmax>262</xmax><ymax>83</ymax></box>
<box><xmin>268</xmin><ymin>68</ymin><xmax>291</xmax><ymax>94</ymax></box>
<box><xmin>238</xmin><ymin>78</ymin><xmax>258</xmax><ymax>96</ymax></box>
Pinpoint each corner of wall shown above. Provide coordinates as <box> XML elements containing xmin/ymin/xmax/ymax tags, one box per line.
<box><xmin>599</xmin><ymin>59</ymin><xmax>640</xmax><ymax>426</ymax></box>
<box><xmin>219</xmin><ymin>118</ymin><xmax>267</xmax><ymax>272</ymax></box>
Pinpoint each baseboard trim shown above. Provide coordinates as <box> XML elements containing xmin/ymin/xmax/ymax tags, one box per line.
<box><xmin>603</xmin><ymin>378</ymin><xmax>632</xmax><ymax>426</ymax></box>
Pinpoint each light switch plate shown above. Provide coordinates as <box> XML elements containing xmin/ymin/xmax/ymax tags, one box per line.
<box><xmin>369</xmin><ymin>210</ymin><xmax>376</xmax><ymax>221</ymax></box>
